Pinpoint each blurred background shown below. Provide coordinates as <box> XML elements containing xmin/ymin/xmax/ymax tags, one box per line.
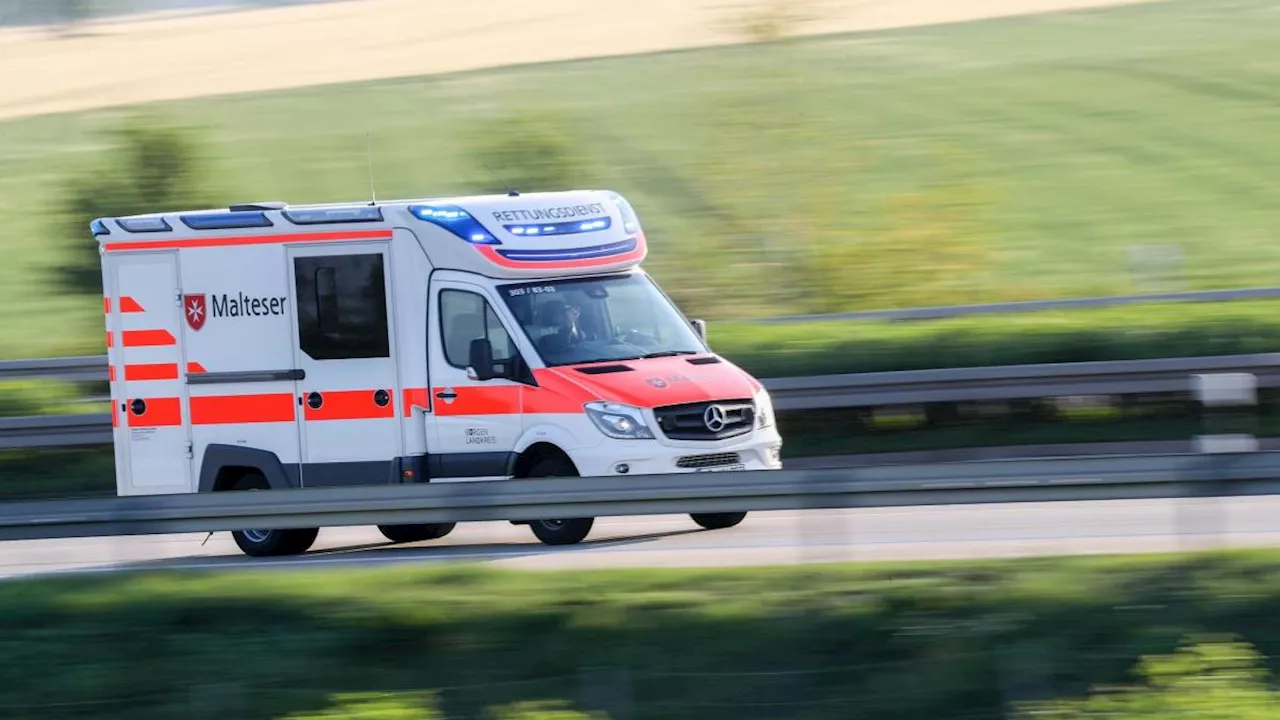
<box><xmin>3</xmin><ymin>0</ymin><xmax>1280</xmax><ymax>718</ymax></box>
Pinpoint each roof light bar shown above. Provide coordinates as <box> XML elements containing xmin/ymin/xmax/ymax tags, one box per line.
<box><xmin>116</xmin><ymin>217</ymin><xmax>173</xmax><ymax>233</ymax></box>
<box><xmin>283</xmin><ymin>206</ymin><xmax>384</xmax><ymax>225</ymax></box>
<box><xmin>90</xmin><ymin>219</ymin><xmax>111</xmax><ymax>237</ymax></box>
<box><xmin>180</xmin><ymin>211</ymin><xmax>273</xmax><ymax>230</ymax></box>
<box><xmin>496</xmin><ymin>238</ymin><xmax>637</xmax><ymax>262</ymax></box>
<box><xmin>408</xmin><ymin>204</ymin><xmax>499</xmax><ymax>245</ymax></box>
<box><xmin>505</xmin><ymin>217</ymin><xmax>612</xmax><ymax>237</ymax></box>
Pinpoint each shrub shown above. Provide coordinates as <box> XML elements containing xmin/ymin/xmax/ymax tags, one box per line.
<box><xmin>486</xmin><ymin>700</ymin><xmax>608</xmax><ymax>720</ymax></box>
<box><xmin>281</xmin><ymin>692</ymin><xmax>442</xmax><ymax>720</ymax></box>
<box><xmin>463</xmin><ymin>111</ymin><xmax>591</xmax><ymax>195</ymax></box>
<box><xmin>1014</xmin><ymin>637</ymin><xmax>1279</xmax><ymax>718</ymax></box>
<box><xmin>56</xmin><ymin>114</ymin><xmax>221</xmax><ymax>296</ymax></box>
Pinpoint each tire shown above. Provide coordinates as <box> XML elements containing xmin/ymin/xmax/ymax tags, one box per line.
<box><xmin>690</xmin><ymin>512</ymin><xmax>747</xmax><ymax>530</ymax></box>
<box><xmin>528</xmin><ymin>518</ymin><xmax>594</xmax><ymax>546</ymax></box>
<box><xmin>378</xmin><ymin>523</ymin><xmax>457</xmax><ymax>544</ymax></box>
<box><xmin>227</xmin><ymin>473</ymin><xmax>319</xmax><ymax>558</ymax></box>
<box><xmin>524</xmin><ymin>455</ymin><xmax>594</xmax><ymax>546</ymax></box>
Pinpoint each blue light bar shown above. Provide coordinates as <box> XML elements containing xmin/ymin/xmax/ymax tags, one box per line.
<box><xmin>116</xmin><ymin>217</ymin><xmax>172</xmax><ymax>233</ymax></box>
<box><xmin>408</xmin><ymin>204</ymin><xmax>499</xmax><ymax>245</ymax></box>
<box><xmin>496</xmin><ymin>238</ymin><xmax>637</xmax><ymax>262</ymax></box>
<box><xmin>283</xmin><ymin>206</ymin><xmax>384</xmax><ymax>225</ymax></box>
<box><xmin>505</xmin><ymin>216</ymin><xmax>612</xmax><ymax>237</ymax></box>
<box><xmin>606</xmin><ymin>191</ymin><xmax>641</xmax><ymax>234</ymax></box>
<box><xmin>180</xmin><ymin>211</ymin><xmax>273</xmax><ymax>230</ymax></box>
<box><xmin>89</xmin><ymin>219</ymin><xmax>111</xmax><ymax>237</ymax></box>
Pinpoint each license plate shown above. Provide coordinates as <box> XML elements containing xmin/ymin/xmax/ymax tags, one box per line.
<box><xmin>696</xmin><ymin>463</ymin><xmax>746</xmax><ymax>472</ymax></box>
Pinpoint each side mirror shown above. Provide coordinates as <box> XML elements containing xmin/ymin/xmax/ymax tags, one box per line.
<box><xmin>467</xmin><ymin>338</ymin><xmax>496</xmax><ymax>381</ymax></box>
<box><xmin>691</xmin><ymin>319</ymin><xmax>708</xmax><ymax>342</ymax></box>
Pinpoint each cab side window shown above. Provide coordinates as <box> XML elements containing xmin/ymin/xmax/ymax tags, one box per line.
<box><xmin>440</xmin><ymin>290</ymin><xmax>516</xmax><ymax>369</ymax></box>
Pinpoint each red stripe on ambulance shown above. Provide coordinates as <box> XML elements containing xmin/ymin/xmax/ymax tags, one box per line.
<box><xmin>191</xmin><ymin>394</ymin><xmax>295</xmax><ymax>425</ymax></box>
<box><xmin>103</xmin><ymin>297</ymin><xmax>145</xmax><ymax>313</ymax></box>
<box><xmin>103</xmin><ymin>229</ymin><xmax>392</xmax><ymax>253</ymax></box>
<box><xmin>302</xmin><ymin>389</ymin><xmax>395</xmax><ymax>421</ymax></box>
<box><xmin>431</xmin><ymin>386</ymin><xmax>520</xmax><ymax>416</ymax></box>
<box><xmin>126</xmin><ymin>397</ymin><xmax>183</xmax><ymax>427</ymax></box>
<box><xmin>124</xmin><ymin>363</ymin><xmax>180</xmax><ymax>381</ymax></box>
<box><xmin>122</xmin><ymin>329</ymin><xmax>177</xmax><ymax>347</ymax></box>
<box><xmin>475</xmin><ymin>237</ymin><xmax>646</xmax><ymax>271</ymax></box>
<box><xmin>402</xmin><ymin>388</ymin><xmax>430</xmax><ymax>416</ymax></box>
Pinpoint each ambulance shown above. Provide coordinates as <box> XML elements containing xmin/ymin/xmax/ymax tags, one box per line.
<box><xmin>92</xmin><ymin>190</ymin><xmax>783</xmax><ymax>557</ymax></box>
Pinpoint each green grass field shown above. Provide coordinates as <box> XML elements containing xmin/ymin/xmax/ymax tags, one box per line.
<box><xmin>714</xmin><ymin>300</ymin><xmax>1280</xmax><ymax>377</ymax></box>
<box><xmin>3</xmin><ymin>552</ymin><xmax>1280</xmax><ymax>718</ymax></box>
<box><xmin>0</xmin><ymin>0</ymin><xmax>1276</xmax><ymax>361</ymax></box>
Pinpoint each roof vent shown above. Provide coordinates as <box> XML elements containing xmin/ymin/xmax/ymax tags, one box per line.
<box><xmin>229</xmin><ymin>202</ymin><xmax>287</xmax><ymax>212</ymax></box>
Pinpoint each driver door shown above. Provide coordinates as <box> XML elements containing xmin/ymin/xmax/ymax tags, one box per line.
<box><xmin>427</xmin><ymin>279</ymin><xmax>524</xmax><ymax>480</ymax></box>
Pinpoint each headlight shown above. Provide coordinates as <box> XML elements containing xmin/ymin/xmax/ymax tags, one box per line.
<box><xmin>754</xmin><ymin>390</ymin><xmax>775</xmax><ymax>429</ymax></box>
<box><xmin>584</xmin><ymin>401</ymin><xmax>655</xmax><ymax>440</ymax></box>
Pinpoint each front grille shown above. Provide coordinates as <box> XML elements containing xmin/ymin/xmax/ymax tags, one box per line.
<box><xmin>654</xmin><ymin>399</ymin><xmax>754</xmax><ymax>441</ymax></box>
<box><xmin>676</xmin><ymin>452</ymin><xmax>742</xmax><ymax>469</ymax></box>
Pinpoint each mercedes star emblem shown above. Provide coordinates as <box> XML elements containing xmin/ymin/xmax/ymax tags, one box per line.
<box><xmin>703</xmin><ymin>405</ymin><xmax>727</xmax><ymax>432</ymax></box>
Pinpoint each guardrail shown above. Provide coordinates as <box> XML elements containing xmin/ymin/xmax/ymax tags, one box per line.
<box><xmin>2</xmin><ymin>453</ymin><xmax>1277</xmax><ymax>542</ymax></box>
<box><xmin>767</xmin><ymin>352</ymin><xmax>1280</xmax><ymax>411</ymax></box>
<box><xmin>747</xmin><ymin>285</ymin><xmax>1280</xmax><ymax>324</ymax></box>
<box><xmin>0</xmin><ymin>355</ymin><xmax>107</xmax><ymax>382</ymax></box>
<box><xmin>4</xmin><ymin>353</ymin><xmax>1280</xmax><ymax>449</ymax></box>
<box><xmin>0</xmin><ymin>413</ymin><xmax>112</xmax><ymax>449</ymax></box>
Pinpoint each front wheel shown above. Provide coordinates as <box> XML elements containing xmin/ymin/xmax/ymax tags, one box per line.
<box><xmin>524</xmin><ymin>455</ymin><xmax>594</xmax><ymax>546</ymax></box>
<box><xmin>690</xmin><ymin>512</ymin><xmax>747</xmax><ymax>530</ymax></box>
<box><xmin>378</xmin><ymin>523</ymin><xmax>456</xmax><ymax>544</ymax></box>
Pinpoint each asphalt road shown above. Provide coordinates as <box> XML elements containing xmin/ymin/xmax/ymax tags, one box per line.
<box><xmin>1</xmin><ymin>494</ymin><xmax>1277</xmax><ymax>579</ymax></box>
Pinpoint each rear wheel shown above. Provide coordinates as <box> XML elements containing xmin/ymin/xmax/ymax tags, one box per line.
<box><xmin>690</xmin><ymin>512</ymin><xmax>747</xmax><ymax>530</ymax></box>
<box><xmin>227</xmin><ymin>473</ymin><xmax>319</xmax><ymax>557</ymax></box>
<box><xmin>378</xmin><ymin>523</ymin><xmax>456</xmax><ymax>544</ymax></box>
<box><xmin>524</xmin><ymin>456</ymin><xmax>594</xmax><ymax>546</ymax></box>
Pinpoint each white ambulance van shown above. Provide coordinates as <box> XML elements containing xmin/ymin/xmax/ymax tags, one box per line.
<box><xmin>92</xmin><ymin>190</ymin><xmax>783</xmax><ymax>557</ymax></box>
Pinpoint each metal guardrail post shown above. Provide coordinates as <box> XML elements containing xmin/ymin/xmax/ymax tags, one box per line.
<box><xmin>1186</xmin><ymin>373</ymin><xmax>1261</xmax><ymax>549</ymax></box>
<box><xmin>1193</xmin><ymin>373</ymin><xmax>1259</xmax><ymax>454</ymax></box>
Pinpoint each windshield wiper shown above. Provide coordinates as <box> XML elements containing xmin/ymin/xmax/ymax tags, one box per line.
<box><xmin>640</xmin><ymin>350</ymin><xmax>699</xmax><ymax>359</ymax></box>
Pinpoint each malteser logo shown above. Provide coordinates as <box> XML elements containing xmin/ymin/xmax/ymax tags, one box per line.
<box><xmin>184</xmin><ymin>291</ymin><xmax>287</xmax><ymax>331</ymax></box>
<box><xmin>184</xmin><ymin>294</ymin><xmax>207</xmax><ymax>331</ymax></box>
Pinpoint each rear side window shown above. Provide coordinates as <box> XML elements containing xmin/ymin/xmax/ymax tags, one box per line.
<box><xmin>294</xmin><ymin>253</ymin><xmax>390</xmax><ymax>360</ymax></box>
<box><xmin>440</xmin><ymin>290</ymin><xmax>515</xmax><ymax>368</ymax></box>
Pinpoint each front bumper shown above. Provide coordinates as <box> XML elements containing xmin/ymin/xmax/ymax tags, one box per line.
<box><xmin>571</xmin><ymin>428</ymin><xmax>784</xmax><ymax>478</ymax></box>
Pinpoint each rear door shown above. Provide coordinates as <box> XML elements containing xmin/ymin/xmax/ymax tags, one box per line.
<box><xmin>287</xmin><ymin>243</ymin><xmax>402</xmax><ymax>486</ymax></box>
<box><xmin>110</xmin><ymin>252</ymin><xmax>193</xmax><ymax>495</ymax></box>
<box><xmin>428</xmin><ymin>278</ymin><xmax>523</xmax><ymax>480</ymax></box>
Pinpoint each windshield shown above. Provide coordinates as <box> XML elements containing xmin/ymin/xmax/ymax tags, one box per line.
<box><xmin>497</xmin><ymin>273</ymin><xmax>707</xmax><ymax>367</ymax></box>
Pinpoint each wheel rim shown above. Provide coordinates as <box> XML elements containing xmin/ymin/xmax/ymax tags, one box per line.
<box><xmin>242</xmin><ymin>529</ymin><xmax>272</xmax><ymax>543</ymax></box>
<box><xmin>239</xmin><ymin>485</ymin><xmax>272</xmax><ymax>544</ymax></box>
<box><xmin>538</xmin><ymin>520</ymin><xmax>566</xmax><ymax>530</ymax></box>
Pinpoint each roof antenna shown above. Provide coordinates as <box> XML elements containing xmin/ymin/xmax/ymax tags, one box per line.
<box><xmin>483</xmin><ymin>162</ymin><xmax>519</xmax><ymax>197</ymax></box>
<box><xmin>365</xmin><ymin>132</ymin><xmax>378</xmax><ymax>206</ymax></box>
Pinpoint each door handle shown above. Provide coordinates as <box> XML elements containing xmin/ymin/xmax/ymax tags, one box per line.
<box><xmin>435</xmin><ymin>390</ymin><xmax>457</xmax><ymax>400</ymax></box>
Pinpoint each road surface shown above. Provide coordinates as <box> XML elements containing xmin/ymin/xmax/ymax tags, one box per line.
<box><xmin>0</xmin><ymin>494</ymin><xmax>1274</xmax><ymax>579</ymax></box>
